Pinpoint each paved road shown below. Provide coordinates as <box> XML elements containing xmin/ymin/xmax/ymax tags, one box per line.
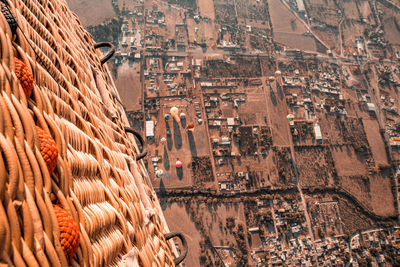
<box><xmin>143</xmin><ymin>47</ymin><xmax>397</xmax><ymax>67</ymax></box>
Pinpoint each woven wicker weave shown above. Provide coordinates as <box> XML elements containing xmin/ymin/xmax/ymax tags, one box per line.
<box><xmin>0</xmin><ymin>0</ymin><xmax>177</xmax><ymax>266</ymax></box>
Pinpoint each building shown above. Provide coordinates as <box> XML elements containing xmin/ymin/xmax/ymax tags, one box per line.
<box><xmin>296</xmin><ymin>0</ymin><xmax>305</xmax><ymax>17</ymax></box>
<box><xmin>314</xmin><ymin>123</ymin><xmax>322</xmax><ymax>141</ymax></box>
<box><xmin>248</xmin><ymin>227</ymin><xmax>260</xmax><ymax>233</ymax></box>
<box><xmin>227</xmin><ymin>117</ymin><xmax>235</xmax><ymax>126</ymax></box>
<box><xmin>146</xmin><ymin>120</ymin><xmax>155</xmax><ymax>138</ymax></box>
<box><xmin>221</xmin><ymin>137</ymin><xmax>231</xmax><ymax>145</ymax></box>
<box><xmin>367</xmin><ymin>103</ymin><xmax>376</xmax><ymax>113</ymax></box>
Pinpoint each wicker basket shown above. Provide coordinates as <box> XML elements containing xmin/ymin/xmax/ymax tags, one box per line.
<box><xmin>0</xmin><ymin>0</ymin><xmax>178</xmax><ymax>265</ymax></box>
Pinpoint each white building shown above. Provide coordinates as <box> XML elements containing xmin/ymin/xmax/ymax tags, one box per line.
<box><xmin>146</xmin><ymin>121</ymin><xmax>155</xmax><ymax>138</ymax></box>
<box><xmin>227</xmin><ymin>117</ymin><xmax>235</xmax><ymax>126</ymax></box>
<box><xmin>314</xmin><ymin>123</ymin><xmax>322</xmax><ymax>141</ymax></box>
<box><xmin>367</xmin><ymin>103</ymin><xmax>376</xmax><ymax>113</ymax></box>
<box><xmin>296</xmin><ymin>0</ymin><xmax>305</xmax><ymax>12</ymax></box>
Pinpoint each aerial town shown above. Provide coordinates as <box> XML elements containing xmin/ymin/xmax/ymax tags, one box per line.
<box><xmin>67</xmin><ymin>0</ymin><xmax>400</xmax><ymax>265</ymax></box>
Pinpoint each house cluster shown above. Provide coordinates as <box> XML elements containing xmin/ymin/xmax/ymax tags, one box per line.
<box><xmin>203</xmin><ymin>90</ymin><xmax>246</xmax><ymax>161</ymax></box>
<box><xmin>115</xmin><ymin>15</ymin><xmax>143</xmax><ymax>63</ymax></box>
<box><xmin>218</xmin><ymin>171</ymin><xmax>252</xmax><ymax>193</ymax></box>
<box><xmin>144</xmin><ymin>5</ymin><xmax>166</xmax><ymax>26</ymax></box>
<box><xmin>313</xmin><ymin>237</ymin><xmax>351</xmax><ymax>266</ymax></box>
<box><xmin>144</xmin><ymin>55</ymin><xmax>192</xmax><ymax>97</ymax></box>
<box><xmin>377</xmin><ymin>65</ymin><xmax>400</xmax><ymax>87</ymax></box>
<box><xmin>312</xmin><ymin>72</ymin><xmax>347</xmax><ymax>118</ymax></box>
<box><xmin>283</xmin><ymin>75</ymin><xmax>318</xmax><ymax>120</ymax></box>
<box><xmin>386</xmin><ymin>122</ymin><xmax>400</xmax><ymax>148</ymax></box>
<box><xmin>144</xmin><ymin>56</ymin><xmax>161</xmax><ymax>97</ymax></box>
<box><xmin>350</xmin><ymin>227</ymin><xmax>400</xmax><ymax>265</ymax></box>
<box><xmin>216</xmin><ymin>26</ymin><xmax>243</xmax><ymax>52</ymax></box>
<box><xmin>357</xmin><ymin>92</ymin><xmax>377</xmax><ymax>115</ymax></box>
<box><xmin>201</xmin><ymin>79</ymin><xmax>247</xmax><ymax>133</ymax></box>
<box><xmin>381</xmin><ymin>95</ymin><xmax>399</xmax><ymax>116</ymax></box>
<box><xmin>309</xmin><ymin>201</ymin><xmax>344</xmax><ymax>238</ymax></box>
<box><xmin>366</xmin><ymin>27</ymin><xmax>389</xmax><ymax>56</ymax></box>
<box><xmin>263</xmin><ymin>235</ymin><xmax>315</xmax><ymax>265</ymax></box>
<box><xmin>257</xmin><ymin>199</ymin><xmax>314</xmax><ymax>265</ymax></box>
<box><xmin>248</xmin><ymin>196</ymin><xmax>366</xmax><ymax>265</ymax></box>
<box><xmin>144</xmin><ymin>31</ymin><xmax>164</xmax><ymax>52</ymax></box>
<box><xmin>250</xmin><ymin>198</ymin><xmax>395</xmax><ymax>265</ymax></box>
<box><xmin>271</xmin><ymin>199</ymin><xmax>306</xmax><ymax>232</ymax></box>
<box><xmin>282</xmin><ymin>70</ymin><xmax>335</xmax><ymax>143</ymax></box>
<box><xmin>311</xmin><ymin>72</ymin><xmax>341</xmax><ymax>97</ymax></box>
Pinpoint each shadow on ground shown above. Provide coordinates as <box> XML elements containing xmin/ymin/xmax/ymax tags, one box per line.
<box><xmin>269</xmin><ymin>85</ymin><xmax>277</xmax><ymax>106</ymax></box>
<box><xmin>276</xmin><ymin>82</ymin><xmax>283</xmax><ymax>100</ymax></box>
<box><xmin>188</xmin><ymin>131</ymin><xmax>197</xmax><ymax>158</ymax></box>
<box><xmin>181</xmin><ymin>117</ymin><xmax>187</xmax><ymax>129</ymax></box>
<box><xmin>177</xmin><ymin>167</ymin><xmax>183</xmax><ymax>180</ymax></box>
<box><xmin>159</xmin><ymin>179</ymin><xmax>167</xmax><ymax>210</ymax></box>
<box><xmin>163</xmin><ymin>146</ymin><xmax>170</xmax><ymax>170</ymax></box>
<box><xmin>173</xmin><ymin>119</ymin><xmax>182</xmax><ymax>150</ymax></box>
<box><xmin>166</xmin><ymin>122</ymin><xmax>173</xmax><ymax>150</ymax></box>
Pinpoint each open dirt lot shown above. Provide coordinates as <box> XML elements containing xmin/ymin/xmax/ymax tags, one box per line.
<box><xmin>266</xmin><ymin>80</ymin><xmax>291</xmax><ymax>146</ymax></box>
<box><xmin>163</xmin><ymin>201</ymin><xmax>247</xmax><ymax>266</ymax></box>
<box><xmin>331</xmin><ymin>145</ymin><xmax>368</xmax><ymax>177</ymax></box>
<box><xmin>268</xmin><ymin>0</ymin><xmax>307</xmax><ymax>34</ymax></box>
<box><xmin>383</xmin><ymin>17</ymin><xmax>400</xmax><ymax>45</ymax></box>
<box><xmin>359</xmin><ymin>0</ymin><xmax>375</xmax><ymax>24</ymax></box>
<box><xmin>197</xmin><ymin>0</ymin><xmax>217</xmax><ymax>46</ymax></box>
<box><xmin>305</xmin><ymin>0</ymin><xmax>340</xmax><ymax>27</ymax></box>
<box><xmin>163</xmin><ymin>202</ymin><xmax>203</xmax><ymax>267</ymax></box>
<box><xmin>339</xmin><ymin>173</ymin><xmax>395</xmax><ymax>217</ymax></box>
<box><xmin>238</xmin><ymin>87</ymin><xmax>268</xmax><ymax>126</ymax></box>
<box><xmin>342</xmin><ymin>1</ymin><xmax>360</xmax><ymax>20</ymax></box>
<box><xmin>164</xmin><ymin>5</ymin><xmax>183</xmax><ymax>38</ymax></box>
<box><xmin>66</xmin><ymin>0</ymin><xmax>116</xmax><ymax>26</ymax></box>
<box><xmin>196</xmin><ymin>202</ymin><xmax>247</xmax><ymax>246</ymax></box>
<box><xmin>342</xmin><ymin>21</ymin><xmax>367</xmax><ymax>49</ymax></box>
<box><xmin>274</xmin><ymin>32</ymin><xmax>317</xmax><ymax>52</ymax></box>
<box><xmin>198</xmin><ymin>0</ymin><xmax>215</xmax><ymax>19</ymax></box>
<box><xmin>115</xmin><ymin>61</ymin><xmax>142</xmax><ymax>111</ymax></box>
<box><xmin>362</xmin><ymin>119</ymin><xmax>388</xmax><ymax>165</ymax></box>
<box><xmin>368</xmin><ymin>173</ymin><xmax>396</xmax><ymax>217</ymax></box>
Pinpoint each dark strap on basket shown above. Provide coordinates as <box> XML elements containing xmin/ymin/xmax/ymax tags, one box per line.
<box><xmin>1</xmin><ymin>1</ymin><xmax>17</xmax><ymax>36</ymax></box>
<box><xmin>94</xmin><ymin>42</ymin><xmax>115</xmax><ymax>65</ymax></box>
<box><xmin>164</xmin><ymin>232</ymin><xmax>188</xmax><ymax>266</ymax></box>
<box><xmin>124</xmin><ymin>127</ymin><xmax>147</xmax><ymax>161</ymax></box>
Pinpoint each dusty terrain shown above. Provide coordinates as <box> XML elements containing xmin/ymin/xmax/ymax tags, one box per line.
<box><xmin>362</xmin><ymin>119</ymin><xmax>388</xmax><ymax>165</ymax></box>
<box><xmin>114</xmin><ymin>61</ymin><xmax>142</xmax><ymax>111</ymax></box>
<box><xmin>66</xmin><ymin>0</ymin><xmax>116</xmax><ymax>26</ymax></box>
<box><xmin>331</xmin><ymin>145</ymin><xmax>368</xmax><ymax>177</ymax></box>
<box><xmin>163</xmin><ymin>202</ymin><xmax>203</xmax><ymax>267</ymax></box>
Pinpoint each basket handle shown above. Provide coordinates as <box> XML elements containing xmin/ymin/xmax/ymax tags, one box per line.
<box><xmin>164</xmin><ymin>232</ymin><xmax>188</xmax><ymax>266</ymax></box>
<box><xmin>94</xmin><ymin>42</ymin><xmax>115</xmax><ymax>65</ymax></box>
<box><xmin>124</xmin><ymin>127</ymin><xmax>147</xmax><ymax>161</ymax></box>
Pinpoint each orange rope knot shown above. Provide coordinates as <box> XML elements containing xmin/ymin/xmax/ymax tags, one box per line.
<box><xmin>36</xmin><ymin>126</ymin><xmax>58</xmax><ymax>174</ymax></box>
<box><xmin>53</xmin><ymin>205</ymin><xmax>80</xmax><ymax>261</ymax></box>
<box><xmin>14</xmin><ymin>57</ymin><xmax>33</xmax><ymax>98</ymax></box>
